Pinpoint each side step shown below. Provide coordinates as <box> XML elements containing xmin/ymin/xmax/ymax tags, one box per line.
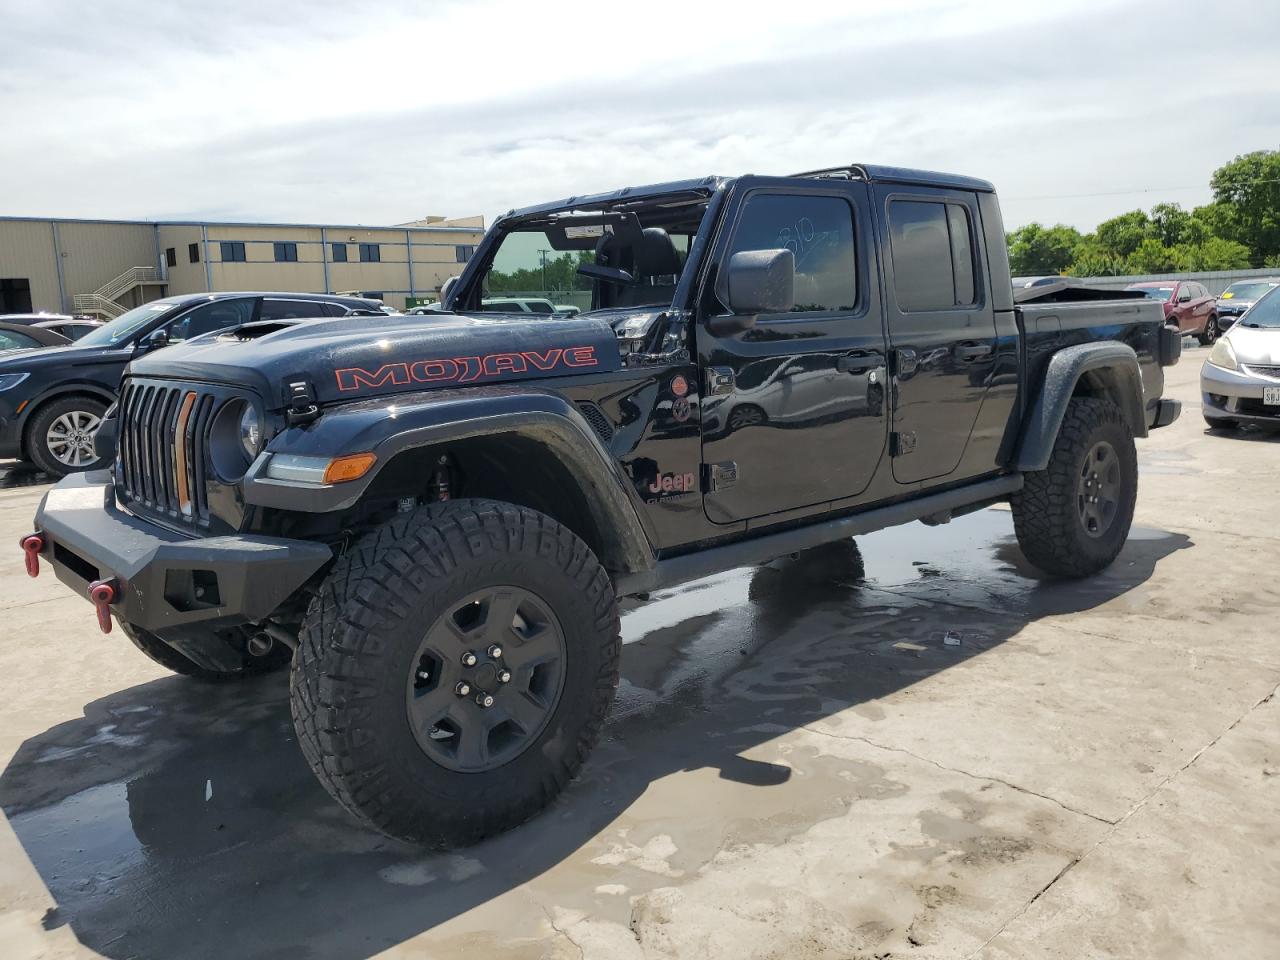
<box><xmin>615</xmin><ymin>474</ymin><xmax>1023</xmax><ymax>597</ymax></box>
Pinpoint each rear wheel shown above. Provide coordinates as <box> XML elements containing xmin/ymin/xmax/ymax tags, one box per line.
<box><xmin>26</xmin><ymin>395</ymin><xmax>108</xmax><ymax>477</ymax></box>
<box><xmin>1011</xmin><ymin>397</ymin><xmax>1137</xmax><ymax>578</ymax></box>
<box><xmin>291</xmin><ymin>499</ymin><xmax>620</xmax><ymax>846</ymax></box>
<box><xmin>1197</xmin><ymin>315</ymin><xmax>1220</xmax><ymax>346</ymax></box>
<box><xmin>122</xmin><ymin>622</ymin><xmax>292</xmax><ymax>681</ymax></box>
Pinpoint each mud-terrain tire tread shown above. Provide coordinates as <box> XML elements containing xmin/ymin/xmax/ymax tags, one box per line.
<box><xmin>1011</xmin><ymin>397</ymin><xmax>1137</xmax><ymax>579</ymax></box>
<box><xmin>291</xmin><ymin>498</ymin><xmax>620</xmax><ymax>846</ymax></box>
<box><xmin>122</xmin><ymin>622</ymin><xmax>291</xmax><ymax>682</ymax></box>
<box><xmin>26</xmin><ymin>394</ymin><xmax>108</xmax><ymax>477</ymax></box>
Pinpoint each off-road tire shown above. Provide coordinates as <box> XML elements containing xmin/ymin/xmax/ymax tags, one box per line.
<box><xmin>26</xmin><ymin>395</ymin><xmax>109</xmax><ymax>477</ymax></box>
<box><xmin>122</xmin><ymin>622</ymin><xmax>292</xmax><ymax>682</ymax></box>
<box><xmin>1197</xmin><ymin>315</ymin><xmax>1220</xmax><ymax>346</ymax></box>
<box><xmin>291</xmin><ymin>498</ymin><xmax>620</xmax><ymax>846</ymax></box>
<box><xmin>1011</xmin><ymin>397</ymin><xmax>1137</xmax><ymax>578</ymax></box>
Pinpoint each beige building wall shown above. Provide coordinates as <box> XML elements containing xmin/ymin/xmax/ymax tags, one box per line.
<box><xmin>0</xmin><ymin>220</ymin><xmax>61</xmax><ymax>312</ymax></box>
<box><xmin>1</xmin><ymin>216</ymin><xmax>485</xmax><ymax>313</ymax></box>
<box><xmin>157</xmin><ymin>225</ymin><xmax>208</xmax><ymax>295</ymax></box>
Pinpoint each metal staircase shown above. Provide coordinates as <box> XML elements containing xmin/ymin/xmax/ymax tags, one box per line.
<box><xmin>72</xmin><ymin>266</ymin><xmax>164</xmax><ymax>319</ymax></box>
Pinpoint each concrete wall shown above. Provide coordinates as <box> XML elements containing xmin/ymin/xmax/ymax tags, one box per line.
<box><xmin>1078</xmin><ymin>267</ymin><xmax>1280</xmax><ymax>297</ymax></box>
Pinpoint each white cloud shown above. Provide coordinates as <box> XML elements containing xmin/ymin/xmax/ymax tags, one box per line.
<box><xmin>1</xmin><ymin>0</ymin><xmax>1277</xmax><ymax>230</ymax></box>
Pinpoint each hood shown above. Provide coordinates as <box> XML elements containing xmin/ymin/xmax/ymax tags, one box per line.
<box><xmin>127</xmin><ymin>313</ymin><xmax>622</xmax><ymax>408</ymax></box>
<box><xmin>0</xmin><ymin>342</ymin><xmax>111</xmax><ymax>370</ymax></box>
<box><xmin>1223</xmin><ymin>324</ymin><xmax>1280</xmax><ymax>364</ymax></box>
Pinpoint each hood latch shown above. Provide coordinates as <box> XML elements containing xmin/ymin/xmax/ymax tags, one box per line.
<box><xmin>283</xmin><ymin>376</ymin><xmax>320</xmax><ymax>426</ymax></box>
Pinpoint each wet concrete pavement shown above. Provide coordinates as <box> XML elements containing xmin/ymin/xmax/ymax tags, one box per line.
<box><xmin>0</xmin><ymin>349</ymin><xmax>1277</xmax><ymax>959</ymax></box>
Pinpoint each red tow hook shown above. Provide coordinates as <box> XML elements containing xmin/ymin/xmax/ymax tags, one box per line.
<box><xmin>20</xmin><ymin>533</ymin><xmax>44</xmax><ymax>578</ymax></box>
<box><xmin>88</xmin><ymin>578</ymin><xmax>119</xmax><ymax>634</ymax></box>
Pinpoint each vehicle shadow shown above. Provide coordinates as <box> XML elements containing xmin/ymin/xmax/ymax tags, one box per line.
<box><xmin>0</xmin><ymin>510</ymin><xmax>1192</xmax><ymax>960</ymax></box>
<box><xmin>0</xmin><ymin>460</ymin><xmax>55</xmax><ymax>489</ymax></box>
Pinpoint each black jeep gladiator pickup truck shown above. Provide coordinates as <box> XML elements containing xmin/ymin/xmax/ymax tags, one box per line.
<box><xmin>28</xmin><ymin>164</ymin><xmax>1181</xmax><ymax>845</ymax></box>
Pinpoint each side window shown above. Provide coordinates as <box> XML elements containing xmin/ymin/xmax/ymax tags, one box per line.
<box><xmin>220</xmin><ymin>241</ymin><xmax>246</xmax><ymax>262</ymax></box>
<box><xmin>526</xmin><ymin>301</ymin><xmax>554</xmax><ymax>314</ymax></box>
<box><xmin>359</xmin><ymin>243</ymin><xmax>380</xmax><ymax>263</ymax></box>
<box><xmin>455</xmin><ymin>244</ymin><xmax>475</xmax><ymax>263</ymax></box>
<box><xmin>331</xmin><ymin>243</ymin><xmax>348</xmax><ymax>262</ymax></box>
<box><xmin>726</xmin><ymin>194</ymin><xmax>856</xmax><ymax>313</ymax></box>
<box><xmin>165</xmin><ymin>247</ymin><xmax>177</xmax><ymax>268</ymax></box>
<box><xmin>888</xmin><ymin>199</ymin><xmax>979</xmax><ymax>311</ymax></box>
<box><xmin>0</xmin><ymin>330</ymin><xmax>39</xmax><ymax>350</ymax></box>
<box><xmin>167</xmin><ymin>299</ymin><xmax>255</xmax><ymax>342</ymax></box>
<box><xmin>259</xmin><ymin>299</ymin><xmax>326</xmax><ymax>321</ymax></box>
<box><xmin>273</xmin><ymin>242</ymin><xmax>298</xmax><ymax>263</ymax></box>
<box><xmin>188</xmin><ymin>242</ymin><xmax>200</xmax><ymax>264</ymax></box>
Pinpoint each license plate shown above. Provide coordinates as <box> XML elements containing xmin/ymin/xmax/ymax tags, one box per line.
<box><xmin>1265</xmin><ymin>387</ymin><xmax>1280</xmax><ymax>406</ymax></box>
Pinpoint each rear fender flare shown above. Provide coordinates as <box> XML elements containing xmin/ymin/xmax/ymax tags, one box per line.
<box><xmin>1015</xmin><ymin>342</ymin><xmax>1146</xmax><ymax>472</ymax></box>
<box><xmin>243</xmin><ymin>386</ymin><xmax>656</xmax><ymax>577</ymax></box>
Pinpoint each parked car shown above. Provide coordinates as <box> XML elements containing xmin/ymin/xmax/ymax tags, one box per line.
<box><xmin>1201</xmin><ymin>284</ymin><xmax>1280</xmax><ymax>430</ymax></box>
<box><xmin>1126</xmin><ymin>280</ymin><xmax>1220</xmax><ymax>344</ymax></box>
<box><xmin>1012</xmin><ymin>275</ymin><xmax>1081</xmax><ymax>288</ymax></box>
<box><xmin>30</xmin><ymin>163</ymin><xmax>1180</xmax><ymax>846</ymax></box>
<box><xmin>0</xmin><ymin>322</ymin><xmax>72</xmax><ymax>351</ymax></box>
<box><xmin>0</xmin><ymin>291</ymin><xmax>381</xmax><ymax>475</ymax></box>
<box><xmin>1214</xmin><ymin>278</ymin><xmax>1280</xmax><ymax>330</ymax></box>
<box><xmin>32</xmin><ymin>318</ymin><xmax>104</xmax><ymax>341</ymax></box>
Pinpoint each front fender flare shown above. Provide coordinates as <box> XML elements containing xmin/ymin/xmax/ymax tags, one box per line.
<box><xmin>243</xmin><ymin>385</ymin><xmax>656</xmax><ymax>577</ymax></box>
<box><xmin>1015</xmin><ymin>342</ymin><xmax>1147</xmax><ymax>473</ymax></box>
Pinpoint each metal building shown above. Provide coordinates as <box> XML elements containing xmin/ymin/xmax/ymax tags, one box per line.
<box><xmin>0</xmin><ymin>214</ymin><xmax>485</xmax><ymax>316</ymax></box>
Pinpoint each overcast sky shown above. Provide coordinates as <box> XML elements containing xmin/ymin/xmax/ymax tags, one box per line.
<box><xmin>2</xmin><ymin>0</ymin><xmax>1277</xmax><ymax>232</ymax></box>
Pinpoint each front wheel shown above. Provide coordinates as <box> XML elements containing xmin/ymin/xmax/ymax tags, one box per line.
<box><xmin>1197</xmin><ymin>316</ymin><xmax>1220</xmax><ymax>346</ymax></box>
<box><xmin>291</xmin><ymin>499</ymin><xmax>620</xmax><ymax>845</ymax></box>
<box><xmin>1011</xmin><ymin>397</ymin><xmax>1137</xmax><ymax>578</ymax></box>
<box><xmin>26</xmin><ymin>395</ymin><xmax>109</xmax><ymax>477</ymax></box>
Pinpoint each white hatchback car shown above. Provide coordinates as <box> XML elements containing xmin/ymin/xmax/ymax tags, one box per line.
<box><xmin>1201</xmin><ymin>284</ymin><xmax>1280</xmax><ymax>430</ymax></box>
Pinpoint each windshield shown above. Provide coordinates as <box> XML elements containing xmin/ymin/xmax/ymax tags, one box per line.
<box><xmin>466</xmin><ymin>198</ymin><xmax>705</xmax><ymax>316</ymax></box>
<box><xmin>1239</xmin><ymin>287</ymin><xmax>1280</xmax><ymax>327</ymax></box>
<box><xmin>1131</xmin><ymin>286</ymin><xmax>1174</xmax><ymax>302</ymax></box>
<box><xmin>77</xmin><ymin>300</ymin><xmax>176</xmax><ymax>347</ymax></box>
<box><xmin>1221</xmin><ymin>281</ymin><xmax>1279</xmax><ymax>301</ymax></box>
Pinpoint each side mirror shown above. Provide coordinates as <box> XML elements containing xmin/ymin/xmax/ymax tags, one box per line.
<box><xmin>727</xmin><ymin>249</ymin><xmax>795</xmax><ymax>315</ymax></box>
<box><xmin>135</xmin><ymin>328</ymin><xmax>168</xmax><ymax>355</ymax></box>
<box><xmin>440</xmin><ymin>276</ymin><xmax>459</xmax><ymax>304</ymax></box>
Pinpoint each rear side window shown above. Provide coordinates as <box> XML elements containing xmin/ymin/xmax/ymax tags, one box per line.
<box><xmin>0</xmin><ymin>330</ymin><xmax>39</xmax><ymax>350</ymax></box>
<box><xmin>260</xmin><ymin>299</ymin><xmax>327</xmax><ymax>321</ymax></box>
<box><xmin>168</xmin><ymin>299</ymin><xmax>255</xmax><ymax>342</ymax></box>
<box><xmin>727</xmin><ymin>193</ymin><xmax>857</xmax><ymax>313</ymax></box>
<box><xmin>888</xmin><ymin>199</ymin><xmax>979</xmax><ymax>311</ymax></box>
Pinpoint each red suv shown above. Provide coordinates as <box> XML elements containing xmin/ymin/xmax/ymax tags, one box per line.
<box><xmin>1126</xmin><ymin>280</ymin><xmax>1220</xmax><ymax>344</ymax></box>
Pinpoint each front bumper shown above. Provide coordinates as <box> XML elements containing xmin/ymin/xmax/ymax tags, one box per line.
<box><xmin>31</xmin><ymin>472</ymin><xmax>332</xmax><ymax>632</ymax></box>
<box><xmin>1200</xmin><ymin>360</ymin><xmax>1280</xmax><ymax>426</ymax></box>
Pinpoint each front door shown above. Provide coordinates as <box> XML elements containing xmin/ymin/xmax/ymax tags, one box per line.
<box><xmin>698</xmin><ymin>178</ymin><xmax>889</xmax><ymax>525</ymax></box>
<box><xmin>874</xmin><ymin>187</ymin><xmax>999</xmax><ymax>485</ymax></box>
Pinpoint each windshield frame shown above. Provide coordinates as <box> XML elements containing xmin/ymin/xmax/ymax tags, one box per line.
<box><xmin>75</xmin><ymin>300</ymin><xmax>183</xmax><ymax>348</ymax></box>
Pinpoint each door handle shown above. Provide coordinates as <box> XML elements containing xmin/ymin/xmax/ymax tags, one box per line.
<box><xmin>837</xmin><ymin>351</ymin><xmax>880</xmax><ymax>374</ymax></box>
<box><xmin>954</xmin><ymin>342</ymin><xmax>994</xmax><ymax>362</ymax></box>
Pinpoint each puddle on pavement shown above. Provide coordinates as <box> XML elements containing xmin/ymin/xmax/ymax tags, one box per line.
<box><xmin>0</xmin><ymin>507</ymin><xmax>1191</xmax><ymax>960</ymax></box>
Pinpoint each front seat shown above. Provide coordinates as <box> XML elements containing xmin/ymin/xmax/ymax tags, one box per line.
<box><xmin>616</xmin><ymin>228</ymin><xmax>682</xmax><ymax>308</ymax></box>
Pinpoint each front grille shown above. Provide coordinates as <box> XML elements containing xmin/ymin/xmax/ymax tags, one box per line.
<box><xmin>1243</xmin><ymin>364</ymin><xmax>1280</xmax><ymax>380</ymax></box>
<box><xmin>1237</xmin><ymin>398</ymin><xmax>1280</xmax><ymax>417</ymax></box>
<box><xmin>117</xmin><ymin>379</ymin><xmax>218</xmax><ymax>523</ymax></box>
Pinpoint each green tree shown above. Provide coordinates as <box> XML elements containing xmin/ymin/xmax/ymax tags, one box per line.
<box><xmin>1069</xmin><ymin>239</ymin><xmax>1127</xmax><ymax>277</ymax></box>
<box><xmin>1006</xmin><ymin>222</ymin><xmax>1083</xmax><ymax>276</ymax></box>
<box><xmin>1210</xmin><ymin>149</ymin><xmax>1280</xmax><ymax>264</ymax></box>
<box><xmin>1149</xmin><ymin>202</ymin><xmax>1193</xmax><ymax>246</ymax></box>
<box><xmin>1125</xmin><ymin>237</ymin><xmax>1178</xmax><ymax>274</ymax></box>
<box><xmin>1094</xmin><ymin>210</ymin><xmax>1152</xmax><ymax>259</ymax></box>
<box><xmin>1169</xmin><ymin>237</ymin><xmax>1252</xmax><ymax>271</ymax></box>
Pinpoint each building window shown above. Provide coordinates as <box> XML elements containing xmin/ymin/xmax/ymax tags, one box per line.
<box><xmin>165</xmin><ymin>247</ymin><xmax>177</xmax><ymax>268</ymax></box>
<box><xmin>359</xmin><ymin>243</ymin><xmax>380</xmax><ymax>263</ymax></box>
<box><xmin>273</xmin><ymin>242</ymin><xmax>299</xmax><ymax>263</ymax></box>
<box><xmin>188</xmin><ymin>242</ymin><xmax>200</xmax><ymax>264</ymax></box>
<box><xmin>331</xmin><ymin>243</ymin><xmax>348</xmax><ymax>262</ymax></box>
<box><xmin>220</xmin><ymin>241</ymin><xmax>246</xmax><ymax>262</ymax></box>
<box><xmin>455</xmin><ymin>244</ymin><xmax>475</xmax><ymax>263</ymax></box>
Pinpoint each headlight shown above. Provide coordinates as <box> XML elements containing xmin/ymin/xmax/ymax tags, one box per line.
<box><xmin>1207</xmin><ymin>337</ymin><xmax>1238</xmax><ymax>371</ymax></box>
<box><xmin>0</xmin><ymin>372</ymin><xmax>29</xmax><ymax>392</ymax></box>
<box><xmin>239</xmin><ymin>405</ymin><xmax>262</xmax><ymax>458</ymax></box>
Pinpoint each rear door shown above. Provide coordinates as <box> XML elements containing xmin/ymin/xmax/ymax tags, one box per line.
<box><xmin>874</xmin><ymin>187</ymin><xmax>998</xmax><ymax>485</ymax></box>
<box><xmin>697</xmin><ymin>177</ymin><xmax>889</xmax><ymax>524</ymax></box>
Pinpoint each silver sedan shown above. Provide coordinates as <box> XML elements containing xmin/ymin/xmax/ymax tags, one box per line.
<box><xmin>1201</xmin><ymin>285</ymin><xmax>1280</xmax><ymax>430</ymax></box>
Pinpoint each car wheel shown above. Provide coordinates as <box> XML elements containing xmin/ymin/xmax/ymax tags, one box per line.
<box><xmin>1010</xmin><ymin>397</ymin><xmax>1137</xmax><ymax>578</ymax></box>
<box><xmin>727</xmin><ymin>404</ymin><xmax>767</xmax><ymax>432</ymax></box>
<box><xmin>1197</xmin><ymin>316</ymin><xmax>1220</xmax><ymax>346</ymax></box>
<box><xmin>26</xmin><ymin>395</ymin><xmax>109</xmax><ymax>477</ymax></box>
<box><xmin>291</xmin><ymin>499</ymin><xmax>620</xmax><ymax>845</ymax></box>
